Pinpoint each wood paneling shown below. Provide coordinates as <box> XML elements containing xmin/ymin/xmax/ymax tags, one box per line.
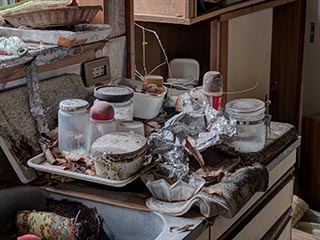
<box><xmin>125</xmin><ymin>0</ymin><xmax>135</xmax><ymax>78</ymax></box>
<box><xmin>79</xmin><ymin>0</ymin><xmax>126</xmax><ymax>38</ymax></box>
<box><xmin>135</xmin><ymin>21</ymin><xmax>211</xmax><ymax>82</ymax></box>
<box><xmin>269</xmin><ymin>0</ymin><xmax>305</xmax><ymax>130</ymax></box>
<box><xmin>301</xmin><ymin>115</ymin><xmax>320</xmax><ymax>211</ymax></box>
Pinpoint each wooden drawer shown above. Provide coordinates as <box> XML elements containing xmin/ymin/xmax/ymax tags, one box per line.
<box><xmin>234</xmin><ymin>179</ymin><xmax>294</xmax><ymax>239</ymax></box>
<box><xmin>210</xmin><ymin>150</ymin><xmax>296</xmax><ymax>239</ymax></box>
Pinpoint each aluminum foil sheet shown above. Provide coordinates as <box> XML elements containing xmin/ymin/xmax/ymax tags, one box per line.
<box><xmin>148</xmin><ymin>91</ymin><xmax>236</xmax><ymax>182</ymax></box>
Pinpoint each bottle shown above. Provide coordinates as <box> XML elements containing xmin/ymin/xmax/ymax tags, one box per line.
<box><xmin>89</xmin><ymin>100</ymin><xmax>116</xmax><ymax>146</ymax></box>
<box><xmin>0</xmin><ymin>36</ymin><xmax>28</xmax><ymax>56</ymax></box>
<box><xmin>94</xmin><ymin>85</ymin><xmax>134</xmax><ymax>122</ymax></box>
<box><xmin>58</xmin><ymin>99</ymin><xmax>90</xmax><ymax>155</ymax></box>
<box><xmin>202</xmin><ymin>71</ymin><xmax>223</xmax><ymax>110</ymax></box>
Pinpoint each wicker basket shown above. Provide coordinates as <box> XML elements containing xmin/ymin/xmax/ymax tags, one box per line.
<box><xmin>4</xmin><ymin>6</ymin><xmax>102</xmax><ymax>29</ymax></box>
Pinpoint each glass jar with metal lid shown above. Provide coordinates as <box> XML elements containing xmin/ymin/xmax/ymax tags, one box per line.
<box><xmin>225</xmin><ymin>98</ymin><xmax>266</xmax><ymax>153</ymax></box>
<box><xmin>94</xmin><ymin>85</ymin><xmax>134</xmax><ymax>121</ymax></box>
<box><xmin>58</xmin><ymin>99</ymin><xmax>90</xmax><ymax>155</ymax></box>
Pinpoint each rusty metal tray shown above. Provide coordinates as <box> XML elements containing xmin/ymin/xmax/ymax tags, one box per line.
<box><xmin>28</xmin><ymin>153</ymin><xmax>155</xmax><ymax>187</ymax></box>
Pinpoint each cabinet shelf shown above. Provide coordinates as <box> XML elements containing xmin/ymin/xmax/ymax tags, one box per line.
<box><xmin>134</xmin><ymin>0</ymin><xmax>295</xmax><ymax>25</ymax></box>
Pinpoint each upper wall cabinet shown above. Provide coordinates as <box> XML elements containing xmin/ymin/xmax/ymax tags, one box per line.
<box><xmin>134</xmin><ymin>0</ymin><xmax>296</xmax><ymax>25</ymax></box>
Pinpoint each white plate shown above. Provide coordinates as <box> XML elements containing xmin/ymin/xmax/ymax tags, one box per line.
<box><xmin>28</xmin><ymin>153</ymin><xmax>155</xmax><ymax>187</ymax></box>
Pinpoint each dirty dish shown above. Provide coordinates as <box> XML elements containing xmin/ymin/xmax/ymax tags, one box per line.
<box><xmin>27</xmin><ymin>153</ymin><xmax>155</xmax><ymax>187</ymax></box>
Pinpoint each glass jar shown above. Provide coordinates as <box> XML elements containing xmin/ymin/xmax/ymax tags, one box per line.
<box><xmin>94</xmin><ymin>85</ymin><xmax>134</xmax><ymax>121</ymax></box>
<box><xmin>225</xmin><ymin>98</ymin><xmax>266</xmax><ymax>153</ymax></box>
<box><xmin>58</xmin><ymin>99</ymin><xmax>90</xmax><ymax>155</ymax></box>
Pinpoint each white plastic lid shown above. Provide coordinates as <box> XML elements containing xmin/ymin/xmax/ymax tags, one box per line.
<box><xmin>59</xmin><ymin>99</ymin><xmax>89</xmax><ymax>112</ymax></box>
<box><xmin>225</xmin><ymin>98</ymin><xmax>265</xmax><ymax>114</ymax></box>
<box><xmin>91</xmin><ymin>132</ymin><xmax>147</xmax><ymax>157</ymax></box>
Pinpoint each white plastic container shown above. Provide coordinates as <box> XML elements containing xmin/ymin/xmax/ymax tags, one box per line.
<box><xmin>225</xmin><ymin>98</ymin><xmax>266</xmax><ymax>153</ymax></box>
<box><xmin>133</xmin><ymin>87</ymin><xmax>167</xmax><ymax>120</ymax></box>
<box><xmin>94</xmin><ymin>85</ymin><xmax>134</xmax><ymax>121</ymax></box>
<box><xmin>118</xmin><ymin>121</ymin><xmax>145</xmax><ymax>136</ymax></box>
<box><xmin>58</xmin><ymin>99</ymin><xmax>90</xmax><ymax>155</ymax></box>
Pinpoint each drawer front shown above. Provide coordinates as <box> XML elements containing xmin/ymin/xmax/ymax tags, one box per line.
<box><xmin>234</xmin><ymin>179</ymin><xmax>294</xmax><ymax>240</ymax></box>
<box><xmin>210</xmin><ymin>150</ymin><xmax>296</xmax><ymax>239</ymax></box>
<box><xmin>278</xmin><ymin>220</ymin><xmax>292</xmax><ymax>240</ymax></box>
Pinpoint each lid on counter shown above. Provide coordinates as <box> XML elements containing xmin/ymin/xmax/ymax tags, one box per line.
<box><xmin>225</xmin><ymin>98</ymin><xmax>265</xmax><ymax>114</ymax></box>
<box><xmin>94</xmin><ymin>85</ymin><xmax>134</xmax><ymax>103</ymax></box>
<box><xmin>59</xmin><ymin>99</ymin><xmax>89</xmax><ymax>112</ymax></box>
<box><xmin>91</xmin><ymin>132</ymin><xmax>147</xmax><ymax>157</ymax></box>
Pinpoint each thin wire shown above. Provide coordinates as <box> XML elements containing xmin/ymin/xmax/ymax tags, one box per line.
<box><xmin>134</xmin><ymin>22</ymin><xmax>172</xmax><ymax>78</ymax></box>
<box><xmin>223</xmin><ymin>83</ymin><xmax>258</xmax><ymax>95</ymax></box>
<box><xmin>148</xmin><ymin>61</ymin><xmax>166</xmax><ymax>75</ymax></box>
<box><xmin>135</xmin><ymin>70</ymin><xmax>144</xmax><ymax>80</ymax></box>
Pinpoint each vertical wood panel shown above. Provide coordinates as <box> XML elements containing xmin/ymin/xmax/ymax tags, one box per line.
<box><xmin>135</xmin><ymin>21</ymin><xmax>211</xmax><ymax>81</ymax></box>
<box><xmin>220</xmin><ymin>21</ymin><xmax>228</xmax><ymax>105</ymax></box>
<box><xmin>126</xmin><ymin>0</ymin><xmax>135</xmax><ymax>78</ymax></box>
<box><xmin>210</xmin><ymin>20</ymin><xmax>218</xmax><ymax>70</ymax></box>
<box><xmin>78</xmin><ymin>0</ymin><xmax>126</xmax><ymax>38</ymax></box>
<box><xmin>270</xmin><ymin>0</ymin><xmax>305</xmax><ymax>130</ymax></box>
<box><xmin>301</xmin><ymin>115</ymin><xmax>320</xmax><ymax>211</ymax></box>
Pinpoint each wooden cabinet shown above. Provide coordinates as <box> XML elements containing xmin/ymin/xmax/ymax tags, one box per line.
<box><xmin>208</xmin><ymin>147</ymin><xmax>297</xmax><ymax>239</ymax></box>
<box><xmin>134</xmin><ymin>0</ymin><xmax>305</xmax><ymax>129</ymax></box>
<box><xmin>301</xmin><ymin>115</ymin><xmax>320</xmax><ymax>211</ymax></box>
<box><xmin>135</xmin><ymin>0</ymin><xmax>197</xmax><ymax>20</ymax></box>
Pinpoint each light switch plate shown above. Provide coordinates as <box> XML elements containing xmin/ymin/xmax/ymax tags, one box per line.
<box><xmin>83</xmin><ymin>57</ymin><xmax>111</xmax><ymax>87</ymax></box>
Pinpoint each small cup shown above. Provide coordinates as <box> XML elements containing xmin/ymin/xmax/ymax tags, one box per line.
<box><xmin>118</xmin><ymin>121</ymin><xmax>145</xmax><ymax>136</ymax></box>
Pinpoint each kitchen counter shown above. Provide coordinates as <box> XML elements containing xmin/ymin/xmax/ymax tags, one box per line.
<box><xmin>30</xmin><ymin>125</ymin><xmax>299</xmax><ymax>240</ymax></box>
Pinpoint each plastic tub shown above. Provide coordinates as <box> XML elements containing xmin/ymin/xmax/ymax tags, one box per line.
<box><xmin>133</xmin><ymin>87</ymin><xmax>167</xmax><ymax>120</ymax></box>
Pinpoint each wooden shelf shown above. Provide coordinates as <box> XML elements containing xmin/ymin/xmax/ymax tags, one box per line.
<box><xmin>134</xmin><ymin>0</ymin><xmax>295</xmax><ymax>25</ymax></box>
<box><xmin>0</xmin><ymin>41</ymin><xmax>105</xmax><ymax>84</ymax></box>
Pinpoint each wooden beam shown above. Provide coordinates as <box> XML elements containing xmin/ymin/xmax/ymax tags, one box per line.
<box><xmin>210</xmin><ymin>19</ymin><xmax>218</xmax><ymax>70</ymax></box>
<box><xmin>269</xmin><ymin>0</ymin><xmax>305</xmax><ymax>130</ymax></box>
<box><xmin>220</xmin><ymin>21</ymin><xmax>228</xmax><ymax>105</ymax></box>
<box><xmin>125</xmin><ymin>0</ymin><xmax>135</xmax><ymax>78</ymax></box>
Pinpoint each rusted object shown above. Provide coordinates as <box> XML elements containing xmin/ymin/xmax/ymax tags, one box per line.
<box><xmin>16</xmin><ymin>211</ymin><xmax>88</xmax><ymax>240</ymax></box>
<box><xmin>16</xmin><ymin>199</ymin><xmax>101</xmax><ymax>240</ymax></box>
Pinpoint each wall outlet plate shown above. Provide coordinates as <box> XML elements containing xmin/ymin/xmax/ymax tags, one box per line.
<box><xmin>83</xmin><ymin>57</ymin><xmax>111</xmax><ymax>87</ymax></box>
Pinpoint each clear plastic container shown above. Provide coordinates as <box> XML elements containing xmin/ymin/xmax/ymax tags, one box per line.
<box><xmin>0</xmin><ymin>36</ymin><xmax>28</xmax><ymax>56</ymax></box>
<box><xmin>225</xmin><ymin>98</ymin><xmax>266</xmax><ymax>153</ymax></box>
<box><xmin>94</xmin><ymin>85</ymin><xmax>134</xmax><ymax>121</ymax></box>
<box><xmin>111</xmin><ymin>100</ymin><xmax>133</xmax><ymax>121</ymax></box>
<box><xmin>58</xmin><ymin>99</ymin><xmax>90</xmax><ymax>155</ymax></box>
<box><xmin>89</xmin><ymin>118</ymin><xmax>116</xmax><ymax>146</ymax></box>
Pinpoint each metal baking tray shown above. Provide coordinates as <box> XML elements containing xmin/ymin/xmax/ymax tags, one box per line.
<box><xmin>28</xmin><ymin>153</ymin><xmax>155</xmax><ymax>187</ymax></box>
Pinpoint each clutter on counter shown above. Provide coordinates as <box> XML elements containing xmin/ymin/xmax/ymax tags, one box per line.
<box><xmin>5</xmin><ymin>66</ymin><xmax>291</xmax><ymax>221</ymax></box>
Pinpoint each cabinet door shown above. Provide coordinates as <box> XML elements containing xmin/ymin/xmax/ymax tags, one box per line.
<box><xmin>234</xmin><ymin>179</ymin><xmax>294</xmax><ymax>240</ymax></box>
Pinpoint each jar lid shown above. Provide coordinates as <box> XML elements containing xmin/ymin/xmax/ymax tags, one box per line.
<box><xmin>59</xmin><ymin>99</ymin><xmax>89</xmax><ymax>111</ymax></box>
<box><xmin>91</xmin><ymin>132</ymin><xmax>147</xmax><ymax>157</ymax></box>
<box><xmin>94</xmin><ymin>85</ymin><xmax>134</xmax><ymax>103</ymax></box>
<box><xmin>225</xmin><ymin>98</ymin><xmax>265</xmax><ymax>114</ymax></box>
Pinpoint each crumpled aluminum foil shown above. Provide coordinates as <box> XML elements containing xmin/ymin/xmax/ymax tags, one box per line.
<box><xmin>148</xmin><ymin>91</ymin><xmax>236</xmax><ymax>182</ymax></box>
